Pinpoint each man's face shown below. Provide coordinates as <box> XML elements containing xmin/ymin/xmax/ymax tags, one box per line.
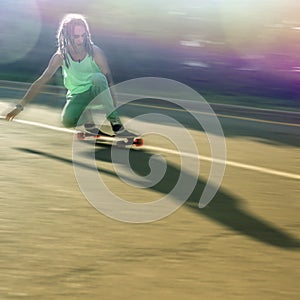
<box><xmin>71</xmin><ymin>25</ymin><xmax>87</xmax><ymax>48</ymax></box>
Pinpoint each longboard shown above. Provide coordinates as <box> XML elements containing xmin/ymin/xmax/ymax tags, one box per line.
<box><xmin>76</xmin><ymin>130</ymin><xmax>144</xmax><ymax>147</ymax></box>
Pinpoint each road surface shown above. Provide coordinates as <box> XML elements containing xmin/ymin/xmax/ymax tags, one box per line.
<box><xmin>0</xmin><ymin>83</ymin><xmax>299</xmax><ymax>299</ymax></box>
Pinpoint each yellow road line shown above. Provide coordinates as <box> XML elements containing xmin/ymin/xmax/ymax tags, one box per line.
<box><xmin>1</xmin><ymin>116</ymin><xmax>299</xmax><ymax>180</ymax></box>
<box><xmin>0</xmin><ymin>85</ymin><xmax>64</xmax><ymax>96</ymax></box>
<box><xmin>129</xmin><ymin>103</ymin><xmax>300</xmax><ymax>127</ymax></box>
<box><xmin>143</xmin><ymin>145</ymin><xmax>300</xmax><ymax>180</ymax></box>
<box><xmin>1</xmin><ymin>85</ymin><xmax>299</xmax><ymax>127</ymax></box>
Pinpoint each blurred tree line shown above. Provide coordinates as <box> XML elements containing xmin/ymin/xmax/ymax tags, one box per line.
<box><xmin>1</xmin><ymin>0</ymin><xmax>299</xmax><ymax>108</ymax></box>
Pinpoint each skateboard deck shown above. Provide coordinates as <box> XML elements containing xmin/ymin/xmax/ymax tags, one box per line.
<box><xmin>76</xmin><ymin>130</ymin><xmax>144</xmax><ymax>147</ymax></box>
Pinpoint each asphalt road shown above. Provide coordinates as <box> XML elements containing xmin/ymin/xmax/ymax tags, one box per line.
<box><xmin>0</xmin><ymin>83</ymin><xmax>299</xmax><ymax>300</ymax></box>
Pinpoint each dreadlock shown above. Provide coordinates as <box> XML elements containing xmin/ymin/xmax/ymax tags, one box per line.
<box><xmin>57</xmin><ymin>14</ymin><xmax>94</xmax><ymax>68</ymax></box>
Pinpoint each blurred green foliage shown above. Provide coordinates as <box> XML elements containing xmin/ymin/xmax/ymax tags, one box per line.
<box><xmin>0</xmin><ymin>0</ymin><xmax>299</xmax><ymax>109</ymax></box>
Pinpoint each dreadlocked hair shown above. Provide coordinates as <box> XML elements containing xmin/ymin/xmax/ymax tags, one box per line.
<box><xmin>57</xmin><ymin>14</ymin><xmax>94</xmax><ymax>68</ymax></box>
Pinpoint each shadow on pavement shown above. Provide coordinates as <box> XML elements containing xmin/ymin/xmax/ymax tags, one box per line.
<box><xmin>15</xmin><ymin>146</ymin><xmax>300</xmax><ymax>250</ymax></box>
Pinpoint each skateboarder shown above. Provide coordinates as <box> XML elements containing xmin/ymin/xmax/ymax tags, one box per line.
<box><xmin>5</xmin><ymin>13</ymin><xmax>128</xmax><ymax>136</ymax></box>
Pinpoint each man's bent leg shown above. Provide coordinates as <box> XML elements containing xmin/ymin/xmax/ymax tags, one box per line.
<box><xmin>91</xmin><ymin>73</ymin><xmax>123</xmax><ymax>132</ymax></box>
<box><xmin>61</xmin><ymin>90</ymin><xmax>94</xmax><ymax>128</ymax></box>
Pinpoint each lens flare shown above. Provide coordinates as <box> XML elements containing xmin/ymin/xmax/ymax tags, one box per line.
<box><xmin>0</xmin><ymin>0</ymin><xmax>41</xmax><ymax>64</ymax></box>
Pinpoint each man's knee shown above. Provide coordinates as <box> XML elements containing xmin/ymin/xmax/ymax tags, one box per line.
<box><xmin>92</xmin><ymin>73</ymin><xmax>107</xmax><ymax>84</ymax></box>
<box><xmin>91</xmin><ymin>73</ymin><xmax>108</xmax><ymax>93</ymax></box>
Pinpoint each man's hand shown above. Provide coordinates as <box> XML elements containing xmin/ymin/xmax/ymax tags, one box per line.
<box><xmin>5</xmin><ymin>106</ymin><xmax>23</xmax><ymax>121</ymax></box>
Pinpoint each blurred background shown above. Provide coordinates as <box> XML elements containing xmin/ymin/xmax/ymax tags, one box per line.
<box><xmin>1</xmin><ymin>3</ymin><xmax>299</xmax><ymax>299</ymax></box>
<box><xmin>0</xmin><ymin>0</ymin><xmax>299</xmax><ymax>110</ymax></box>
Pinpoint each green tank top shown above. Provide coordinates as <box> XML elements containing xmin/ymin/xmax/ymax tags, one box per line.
<box><xmin>62</xmin><ymin>53</ymin><xmax>101</xmax><ymax>95</ymax></box>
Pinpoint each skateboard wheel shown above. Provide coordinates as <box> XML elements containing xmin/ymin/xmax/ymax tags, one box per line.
<box><xmin>76</xmin><ymin>132</ymin><xmax>86</xmax><ymax>140</ymax></box>
<box><xmin>133</xmin><ymin>138</ymin><xmax>143</xmax><ymax>146</ymax></box>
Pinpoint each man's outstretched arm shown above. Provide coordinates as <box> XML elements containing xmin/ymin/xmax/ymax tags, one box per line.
<box><xmin>93</xmin><ymin>45</ymin><xmax>118</xmax><ymax>107</ymax></box>
<box><xmin>6</xmin><ymin>53</ymin><xmax>62</xmax><ymax>121</ymax></box>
